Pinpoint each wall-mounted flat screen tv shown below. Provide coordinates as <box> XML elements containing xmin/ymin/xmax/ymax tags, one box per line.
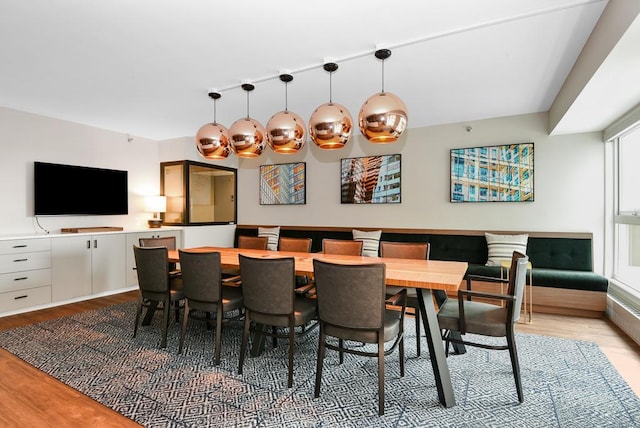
<box><xmin>34</xmin><ymin>161</ymin><xmax>129</xmax><ymax>216</ymax></box>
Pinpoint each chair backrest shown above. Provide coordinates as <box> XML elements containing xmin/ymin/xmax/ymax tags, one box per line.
<box><xmin>139</xmin><ymin>236</ymin><xmax>176</xmax><ymax>250</ymax></box>
<box><xmin>380</xmin><ymin>241</ymin><xmax>430</xmax><ymax>260</ymax></box>
<box><xmin>238</xmin><ymin>235</ymin><xmax>269</xmax><ymax>250</ymax></box>
<box><xmin>313</xmin><ymin>259</ymin><xmax>386</xmax><ymax>329</ymax></box>
<box><xmin>239</xmin><ymin>254</ymin><xmax>295</xmax><ymax>316</ymax></box>
<box><xmin>178</xmin><ymin>250</ymin><xmax>222</xmax><ymax>303</ymax></box>
<box><xmin>278</xmin><ymin>237</ymin><xmax>312</xmax><ymax>253</ymax></box>
<box><xmin>133</xmin><ymin>245</ymin><xmax>170</xmax><ymax>295</ymax></box>
<box><xmin>322</xmin><ymin>239</ymin><xmax>363</xmax><ymax>256</ymax></box>
<box><xmin>508</xmin><ymin>251</ymin><xmax>529</xmax><ymax>323</ymax></box>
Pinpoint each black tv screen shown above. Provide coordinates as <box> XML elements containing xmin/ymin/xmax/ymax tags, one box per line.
<box><xmin>34</xmin><ymin>162</ymin><xmax>129</xmax><ymax>216</ymax></box>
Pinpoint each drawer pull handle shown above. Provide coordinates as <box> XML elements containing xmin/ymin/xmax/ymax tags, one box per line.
<box><xmin>13</xmin><ymin>258</ymin><xmax>28</xmax><ymax>262</ymax></box>
<box><xmin>14</xmin><ymin>295</ymin><xmax>28</xmax><ymax>300</ymax></box>
<box><xmin>14</xmin><ymin>277</ymin><xmax>28</xmax><ymax>281</ymax></box>
<box><xmin>12</xmin><ymin>244</ymin><xmax>27</xmax><ymax>248</ymax></box>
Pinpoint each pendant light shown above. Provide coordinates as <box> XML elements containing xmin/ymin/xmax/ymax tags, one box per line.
<box><xmin>229</xmin><ymin>83</ymin><xmax>266</xmax><ymax>158</ymax></box>
<box><xmin>358</xmin><ymin>49</ymin><xmax>408</xmax><ymax>143</ymax></box>
<box><xmin>195</xmin><ymin>92</ymin><xmax>231</xmax><ymax>160</ymax></box>
<box><xmin>308</xmin><ymin>63</ymin><xmax>353</xmax><ymax>150</ymax></box>
<box><xmin>266</xmin><ymin>74</ymin><xmax>306</xmax><ymax>154</ymax></box>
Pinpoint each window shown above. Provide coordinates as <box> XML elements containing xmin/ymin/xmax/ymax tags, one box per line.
<box><xmin>614</xmin><ymin>125</ymin><xmax>640</xmax><ymax>294</ymax></box>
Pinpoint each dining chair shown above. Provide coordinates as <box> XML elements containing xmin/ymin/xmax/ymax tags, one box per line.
<box><xmin>237</xmin><ymin>254</ymin><xmax>317</xmax><ymax>388</ymax></box>
<box><xmin>139</xmin><ymin>236</ymin><xmax>180</xmax><ymax>276</ymax></box>
<box><xmin>321</xmin><ymin>238</ymin><xmax>363</xmax><ymax>256</ymax></box>
<box><xmin>177</xmin><ymin>250</ymin><xmax>244</xmax><ymax>365</ymax></box>
<box><xmin>237</xmin><ymin>235</ymin><xmax>269</xmax><ymax>250</ymax></box>
<box><xmin>278</xmin><ymin>236</ymin><xmax>312</xmax><ymax>253</ymax></box>
<box><xmin>437</xmin><ymin>251</ymin><xmax>529</xmax><ymax>403</ymax></box>
<box><xmin>381</xmin><ymin>241</ymin><xmax>430</xmax><ymax>357</ymax></box>
<box><xmin>312</xmin><ymin>259</ymin><xmax>407</xmax><ymax>416</ymax></box>
<box><xmin>133</xmin><ymin>245</ymin><xmax>185</xmax><ymax>348</ymax></box>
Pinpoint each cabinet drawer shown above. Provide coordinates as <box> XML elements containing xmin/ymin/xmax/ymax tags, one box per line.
<box><xmin>0</xmin><ymin>268</ymin><xmax>51</xmax><ymax>292</ymax></box>
<box><xmin>0</xmin><ymin>251</ymin><xmax>51</xmax><ymax>274</ymax></box>
<box><xmin>0</xmin><ymin>285</ymin><xmax>52</xmax><ymax>313</ymax></box>
<box><xmin>0</xmin><ymin>238</ymin><xmax>51</xmax><ymax>255</ymax></box>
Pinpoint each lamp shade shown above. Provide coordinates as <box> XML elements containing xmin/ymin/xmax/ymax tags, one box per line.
<box><xmin>144</xmin><ymin>195</ymin><xmax>166</xmax><ymax>213</ymax></box>
<box><xmin>308</xmin><ymin>102</ymin><xmax>353</xmax><ymax>149</ymax></box>
<box><xmin>358</xmin><ymin>91</ymin><xmax>408</xmax><ymax>143</ymax></box>
<box><xmin>266</xmin><ymin>110</ymin><xmax>306</xmax><ymax>153</ymax></box>
<box><xmin>229</xmin><ymin>117</ymin><xmax>266</xmax><ymax>157</ymax></box>
<box><xmin>195</xmin><ymin>122</ymin><xmax>231</xmax><ymax>159</ymax></box>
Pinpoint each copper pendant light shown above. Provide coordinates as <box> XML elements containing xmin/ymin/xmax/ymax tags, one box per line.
<box><xmin>195</xmin><ymin>92</ymin><xmax>231</xmax><ymax>160</ymax></box>
<box><xmin>358</xmin><ymin>49</ymin><xmax>408</xmax><ymax>143</ymax></box>
<box><xmin>308</xmin><ymin>63</ymin><xmax>353</xmax><ymax>150</ymax></box>
<box><xmin>266</xmin><ymin>74</ymin><xmax>306</xmax><ymax>154</ymax></box>
<box><xmin>229</xmin><ymin>83</ymin><xmax>266</xmax><ymax>158</ymax></box>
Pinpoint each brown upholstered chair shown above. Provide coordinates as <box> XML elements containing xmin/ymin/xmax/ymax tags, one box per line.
<box><xmin>312</xmin><ymin>259</ymin><xmax>406</xmax><ymax>416</ymax></box>
<box><xmin>177</xmin><ymin>250</ymin><xmax>244</xmax><ymax>365</ymax></box>
<box><xmin>437</xmin><ymin>251</ymin><xmax>529</xmax><ymax>403</ymax></box>
<box><xmin>139</xmin><ymin>236</ymin><xmax>180</xmax><ymax>275</ymax></box>
<box><xmin>133</xmin><ymin>245</ymin><xmax>184</xmax><ymax>348</ymax></box>
<box><xmin>381</xmin><ymin>241</ymin><xmax>430</xmax><ymax>357</ymax></box>
<box><xmin>237</xmin><ymin>235</ymin><xmax>269</xmax><ymax>250</ymax></box>
<box><xmin>321</xmin><ymin>238</ymin><xmax>363</xmax><ymax>256</ymax></box>
<box><xmin>237</xmin><ymin>254</ymin><xmax>317</xmax><ymax>388</ymax></box>
<box><xmin>278</xmin><ymin>236</ymin><xmax>312</xmax><ymax>253</ymax></box>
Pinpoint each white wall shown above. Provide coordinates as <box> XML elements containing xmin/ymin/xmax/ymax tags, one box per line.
<box><xmin>0</xmin><ymin>107</ymin><xmax>606</xmax><ymax>272</ymax></box>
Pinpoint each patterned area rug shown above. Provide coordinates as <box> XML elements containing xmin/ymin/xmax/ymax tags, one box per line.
<box><xmin>0</xmin><ymin>302</ymin><xmax>638</xmax><ymax>427</ymax></box>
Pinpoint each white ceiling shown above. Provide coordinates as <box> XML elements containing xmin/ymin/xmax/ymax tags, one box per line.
<box><xmin>0</xmin><ymin>0</ymin><xmax>638</xmax><ymax>141</ymax></box>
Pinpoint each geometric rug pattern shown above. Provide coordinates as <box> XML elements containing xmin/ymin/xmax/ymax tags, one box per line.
<box><xmin>0</xmin><ymin>301</ymin><xmax>639</xmax><ymax>428</ymax></box>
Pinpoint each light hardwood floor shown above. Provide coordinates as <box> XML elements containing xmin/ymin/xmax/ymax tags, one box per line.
<box><xmin>0</xmin><ymin>291</ymin><xmax>638</xmax><ymax>427</ymax></box>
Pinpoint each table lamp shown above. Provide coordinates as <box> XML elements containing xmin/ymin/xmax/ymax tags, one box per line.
<box><xmin>145</xmin><ymin>195</ymin><xmax>166</xmax><ymax>228</ymax></box>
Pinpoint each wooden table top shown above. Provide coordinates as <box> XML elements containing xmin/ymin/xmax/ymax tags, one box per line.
<box><xmin>169</xmin><ymin>246</ymin><xmax>467</xmax><ymax>293</ymax></box>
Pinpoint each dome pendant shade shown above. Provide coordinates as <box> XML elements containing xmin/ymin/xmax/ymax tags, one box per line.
<box><xmin>229</xmin><ymin>117</ymin><xmax>266</xmax><ymax>158</ymax></box>
<box><xmin>309</xmin><ymin>102</ymin><xmax>353</xmax><ymax>149</ymax></box>
<box><xmin>266</xmin><ymin>110</ymin><xmax>306</xmax><ymax>153</ymax></box>
<box><xmin>229</xmin><ymin>83</ymin><xmax>266</xmax><ymax>158</ymax></box>
<box><xmin>196</xmin><ymin>123</ymin><xmax>231</xmax><ymax>159</ymax></box>
<box><xmin>358</xmin><ymin>91</ymin><xmax>408</xmax><ymax>143</ymax></box>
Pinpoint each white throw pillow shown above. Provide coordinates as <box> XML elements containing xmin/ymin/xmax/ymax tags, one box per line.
<box><xmin>485</xmin><ymin>232</ymin><xmax>528</xmax><ymax>266</ymax></box>
<box><xmin>352</xmin><ymin>229</ymin><xmax>382</xmax><ymax>257</ymax></box>
<box><xmin>258</xmin><ymin>226</ymin><xmax>280</xmax><ymax>251</ymax></box>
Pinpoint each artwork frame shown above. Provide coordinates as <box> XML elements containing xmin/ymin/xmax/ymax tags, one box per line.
<box><xmin>259</xmin><ymin>162</ymin><xmax>306</xmax><ymax>205</ymax></box>
<box><xmin>340</xmin><ymin>154</ymin><xmax>401</xmax><ymax>204</ymax></box>
<box><xmin>450</xmin><ymin>142</ymin><xmax>534</xmax><ymax>202</ymax></box>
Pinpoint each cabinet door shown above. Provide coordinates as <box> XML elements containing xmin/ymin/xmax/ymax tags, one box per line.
<box><xmin>51</xmin><ymin>236</ymin><xmax>92</xmax><ymax>301</ymax></box>
<box><xmin>91</xmin><ymin>234</ymin><xmax>126</xmax><ymax>294</ymax></box>
<box><xmin>125</xmin><ymin>230</ymin><xmax>182</xmax><ymax>286</ymax></box>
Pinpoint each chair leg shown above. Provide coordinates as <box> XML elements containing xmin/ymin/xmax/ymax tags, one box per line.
<box><xmin>287</xmin><ymin>323</ymin><xmax>295</xmax><ymax>388</ymax></box>
<box><xmin>214</xmin><ymin>307</ymin><xmax>223</xmax><ymax>366</ymax></box>
<box><xmin>133</xmin><ymin>298</ymin><xmax>143</xmax><ymax>338</ymax></box>
<box><xmin>506</xmin><ymin>329</ymin><xmax>524</xmax><ymax>403</ymax></box>
<box><xmin>161</xmin><ymin>299</ymin><xmax>170</xmax><ymax>348</ymax></box>
<box><xmin>178</xmin><ymin>302</ymin><xmax>189</xmax><ymax>354</ymax></box>
<box><xmin>238</xmin><ymin>314</ymin><xmax>251</xmax><ymax>375</ymax></box>
<box><xmin>415</xmin><ymin>306</ymin><xmax>421</xmax><ymax>357</ymax></box>
<box><xmin>314</xmin><ymin>325</ymin><xmax>326</xmax><ymax>398</ymax></box>
<box><xmin>400</xmin><ymin>330</ymin><xmax>405</xmax><ymax>378</ymax></box>
<box><xmin>339</xmin><ymin>339</ymin><xmax>344</xmax><ymax>364</ymax></box>
<box><xmin>378</xmin><ymin>339</ymin><xmax>385</xmax><ymax>416</ymax></box>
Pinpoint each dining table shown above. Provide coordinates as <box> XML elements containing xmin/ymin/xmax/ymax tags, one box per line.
<box><xmin>168</xmin><ymin>246</ymin><xmax>468</xmax><ymax>408</ymax></box>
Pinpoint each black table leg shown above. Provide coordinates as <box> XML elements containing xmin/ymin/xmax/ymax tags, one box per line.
<box><xmin>250</xmin><ymin>323</ymin><xmax>268</xmax><ymax>357</ymax></box>
<box><xmin>141</xmin><ymin>301</ymin><xmax>158</xmax><ymax>326</ymax></box>
<box><xmin>416</xmin><ymin>288</ymin><xmax>456</xmax><ymax>408</ymax></box>
<box><xmin>433</xmin><ymin>290</ymin><xmax>466</xmax><ymax>355</ymax></box>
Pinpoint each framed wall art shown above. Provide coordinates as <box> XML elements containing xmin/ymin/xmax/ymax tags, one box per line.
<box><xmin>340</xmin><ymin>154</ymin><xmax>401</xmax><ymax>204</ymax></box>
<box><xmin>450</xmin><ymin>142</ymin><xmax>534</xmax><ymax>202</ymax></box>
<box><xmin>259</xmin><ymin>162</ymin><xmax>306</xmax><ymax>205</ymax></box>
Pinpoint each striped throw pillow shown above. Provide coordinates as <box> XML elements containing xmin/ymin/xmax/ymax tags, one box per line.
<box><xmin>352</xmin><ymin>229</ymin><xmax>382</xmax><ymax>257</ymax></box>
<box><xmin>258</xmin><ymin>226</ymin><xmax>280</xmax><ymax>251</ymax></box>
<box><xmin>485</xmin><ymin>232</ymin><xmax>528</xmax><ymax>266</ymax></box>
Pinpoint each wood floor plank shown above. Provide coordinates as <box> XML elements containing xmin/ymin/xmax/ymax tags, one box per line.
<box><xmin>0</xmin><ymin>291</ymin><xmax>638</xmax><ymax>426</ymax></box>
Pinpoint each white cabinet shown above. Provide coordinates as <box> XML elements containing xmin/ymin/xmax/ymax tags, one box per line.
<box><xmin>51</xmin><ymin>234</ymin><xmax>126</xmax><ymax>301</ymax></box>
<box><xmin>125</xmin><ymin>230</ymin><xmax>182</xmax><ymax>286</ymax></box>
<box><xmin>0</xmin><ymin>238</ymin><xmax>52</xmax><ymax>313</ymax></box>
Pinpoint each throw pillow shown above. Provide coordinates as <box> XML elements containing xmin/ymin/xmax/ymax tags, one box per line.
<box><xmin>485</xmin><ymin>232</ymin><xmax>528</xmax><ymax>266</ymax></box>
<box><xmin>352</xmin><ymin>229</ymin><xmax>382</xmax><ymax>257</ymax></box>
<box><xmin>258</xmin><ymin>226</ymin><xmax>280</xmax><ymax>251</ymax></box>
